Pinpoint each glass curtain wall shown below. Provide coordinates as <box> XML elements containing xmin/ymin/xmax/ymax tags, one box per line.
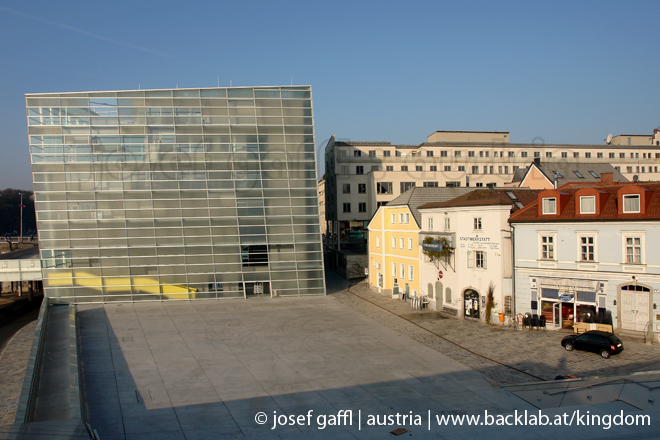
<box><xmin>27</xmin><ymin>86</ymin><xmax>325</xmax><ymax>303</ymax></box>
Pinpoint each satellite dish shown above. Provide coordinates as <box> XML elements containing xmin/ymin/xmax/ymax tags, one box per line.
<box><xmin>633</xmin><ymin>175</ymin><xmax>639</xmax><ymax>182</ymax></box>
<box><xmin>606</xmin><ymin>134</ymin><xmax>612</xmax><ymax>144</ymax></box>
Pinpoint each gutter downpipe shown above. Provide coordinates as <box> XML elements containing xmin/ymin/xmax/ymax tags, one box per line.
<box><xmin>511</xmin><ymin>222</ymin><xmax>516</xmax><ymax>319</ymax></box>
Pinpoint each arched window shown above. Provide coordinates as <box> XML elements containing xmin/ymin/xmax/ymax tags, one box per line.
<box><xmin>446</xmin><ymin>287</ymin><xmax>452</xmax><ymax>303</ymax></box>
<box><xmin>427</xmin><ymin>283</ymin><xmax>434</xmax><ymax>299</ymax></box>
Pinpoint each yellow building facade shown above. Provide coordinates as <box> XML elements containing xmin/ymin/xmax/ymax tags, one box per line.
<box><xmin>368</xmin><ymin>205</ymin><xmax>420</xmax><ymax>298</ymax></box>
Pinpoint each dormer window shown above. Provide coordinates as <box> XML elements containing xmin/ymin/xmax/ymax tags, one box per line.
<box><xmin>573</xmin><ymin>171</ymin><xmax>585</xmax><ymax>179</ymax></box>
<box><xmin>542</xmin><ymin>197</ymin><xmax>556</xmax><ymax>214</ymax></box>
<box><xmin>623</xmin><ymin>194</ymin><xmax>640</xmax><ymax>213</ymax></box>
<box><xmin>579</xmin><ymin>196</ymin><xmax>595</xmax><ymax>214</ymax></box>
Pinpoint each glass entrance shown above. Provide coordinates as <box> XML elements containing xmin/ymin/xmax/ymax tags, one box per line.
<box><xmin>464</xmin><ymin>289</ymin><xmax>480</xmax><ymax>319</ymax></box>
<box><xmin>245</xmin><ymin>281</ymin><xmax>270</xmax><ymax>297</ymax></box>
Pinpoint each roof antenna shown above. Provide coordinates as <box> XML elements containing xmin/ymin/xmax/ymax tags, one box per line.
<box><xmin>291</xmin><ymin>76</ymin><xmax>293</xmax><ymax>85</ymax></box>
<box><xmin>553</xmin><ymin>172</ymin><xmax>561</xmax><ymax>189</ymax></box>
<box><xmin>217</xmin><ymin>77</ymin><xmax>220</xmax><ymax>87</ymax></box>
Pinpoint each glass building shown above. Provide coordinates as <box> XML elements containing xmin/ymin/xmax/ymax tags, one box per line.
<box><xmin>26</xmin><ymin>86</ymin><xmax>325</xmax><ymax>303</ymax></box>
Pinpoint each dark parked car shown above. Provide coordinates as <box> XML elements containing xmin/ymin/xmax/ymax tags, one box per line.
<box><xmin>561</xmin><ymin>330</ymin><xmax>624</xmax><ymax>359</ymax></box>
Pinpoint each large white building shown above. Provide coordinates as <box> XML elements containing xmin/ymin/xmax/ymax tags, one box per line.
<box><xmin>510</xmin><ymin>173</ymin><xmax>660</xmax><ymax>342</ymax></box>
<box><xmin>324</xmin><ymin>130</ymin><xmax>660</xmax><ymax>245</ymax></box>
<box><xmin>417</xmin><ymin>189</ymin><xmax>539</xmax><ymax>318</ymax></box>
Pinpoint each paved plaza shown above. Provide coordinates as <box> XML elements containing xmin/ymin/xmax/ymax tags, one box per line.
<box><xmin>342</xmin><ymin>279</ymin><xmax>660</xmax><ymax>385</ymax></box>
<box><xmin>1</xmin><ymin>271</ymin><xmax>658</xmax><ymax>438</ymax></box>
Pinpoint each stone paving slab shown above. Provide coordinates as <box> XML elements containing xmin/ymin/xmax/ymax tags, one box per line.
<box><xmin>0</xmin><ymin>321</ymin><xmax>37</xmax><ymax>425</ymax></box>
<box><xmin>343</xmin><ymin>280</ymin><xmax>660</xmax><ymax>385</ymax></box>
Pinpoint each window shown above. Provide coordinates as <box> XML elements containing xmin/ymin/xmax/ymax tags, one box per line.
<box><xmin>358</xmin><ymin>202</ymin><xmax>366</xmax><ymax>212</ymax></box>
<box><xmin>472</xmin><ymin>166</ymin><xmax>479</xmax><ymax>174</ymax></box>
<box><xmin>454</xmin><ymin>151</ymin><xmax>461</xmax><ymax>157</ymax></box>
<box><xmin>458</xmin><ymin>166</ymin><xmax>465</xmax><ymax>172</ymax></box>
<box><xmin>597</xmin><ymin>152</ymin><xmax>603</xmax><ymax>158</ymax></box>
<box><xmin>416</xmin><ymin>166</ymin><xmax>423</xmax><ymax>171</ymax></box>
<box><xmin>408</xmin><ymin>265</ymin><xmax>414</xmax><ymax>281</ymax></box>
<box><xmin>444</xmin><ymin>165</ymin><xmax>451</xmax><ymax>171</ymax></box>
<box><xmin>427</xmin><ymin>151</ymin><xmax>434</xmax><ymax>157</ymax></box>
<box><xmin>383</xmin><ymin>150</ymin><xmax>391</xmax><ymax>157</ymax></box>
<box><xmin>609</xmin><ymin>153</ymin><xmax>615</xmax><ymax>158</ymax></box>
<box><xmin>623</xmin><ymin>194</ymin><xmax>640</xmax><ymax>213</ymax></box>
<box><xmin>392</xmin><ymin>262</ymin><xmax>397</xmax><ymax>278</ymax></box>
<box><xmin>479</xmin><ymin>151</ymin><xmax>484</xmax><ymax>157</ymax></box>
<box><xmin>468</xmin><ymin>250</ymin><xmax>486</xmax><ymax>269</ymax></box>
<box><xmin>445</xmin><ymin>287</ymin><xmax>452</xmax><ymax>303</ymax></box>
<box><xmin>371</xmin><ymin>165</ymin><xmax>379</xmax><ymax>172</ymax></box>
<box><xmin>408</xmin><ymin>238</ymin><xmax>413</xmax><ymax>250</ymax></box>
<box><xmin>573</xmin><ymin>171</ymin><xmax>584</xmax><ymax>178</ymax></box>
<box><xmin>626</xmin><ymin>166</ymin><xmax>633</xmax><ymax>173</ymax></box>
<box><xmin>444</xmin><ymin>217</ymin><xmax>450</xmax><ymax>231</ymax></box>
<box><xmin>504</xmin><ymin>296</ymin><xmax>513</xmax><ymax>314</ymax></box>
<box><xmin>541</xmin><ymin>235</ymin><xmax>555</xmax><ymax>260</ymax></box>
<box><xmin>489</xmin><ymin>166</ymin><xmax>494</xmax><ymax>174</ymax></box>
<box><xmin>399</xmin><ymin>213</ymin><xmax>404</xmax><ymax>223</ymax></box>
<box><xmin>358</xmin><ymin>183</ymin><xmax>366</xmax><ymax>194</ymax></box>
<box><xmin>483</xmin><ymin>166</ymin><xmax>488</xmax><ymax>174</ymax></box>
<box><xmin>340</xmin><ymin>166</ymin><xmax>348</xmax><ymax>174</ymax></box>
<box><xmin>546</xmin><ymin>152</ymin><xmax>552</xmax><ymax>158</ymax></box>
<box><xmin>430</xmin><ymin>166</ymin><xmax>437</xmax><ymax>171</ymax></box>
<box><xmin>504</xmin><ymin>166</ymin><xmax>509</xmax><ymax>174</ymax></box>
<box><xmin>619</xmin><ymin>152</ymin><xmax>625</xmax><ymax>159</ymax></box>
<box><xmin>411</xmin><ymin>151</ymin><xmax>421</xmax><ymax>157</ymax></box>
<box><xmin>440</xmin><ymin>151</ymin><xmax>448</xmax><ymax>157</ymax></box>
<box><xmin>521</xmin><ymin>151</ymin><xmax>528</xmax><ymax>158</ymax></box>
<box><xmin>354</xmin><ymin>150</ymin><xmax>361</xmax><ymax>157</ymax></box>
<box><xmin>476</xmin><ymin>182</ymin><xmax>483</xmax><ymax>187</ymax></box>
<box><xmin>513</xmin><ymin>166</ymin><xmax>519</xmax><ymax>172</ymax></box>
<box><xmin>498</xmin><ymin>166</ymin><xmax>503</xmax><ymax>174</ymax></box>
<box><xmin>625</xmin><ymin>236</ymin><xmax>642</xmax><ymax>263</ymax></box>
<box><xmin>405</xmin><ymin>213</ymin><xmax>410</xmax><ymax>224</ymax></box>
<box><xmin>428</xmin><ymin>217</ymin><xmax>433</xmax><ymax>229</ymax></box>
<box><xmin>468</xmin><ymin>151</ymin><xmax>475</xmax><ymax>157</ymax></box>
<box><xmin>342</xmin><ymin>184</ymin><xmax>350</xmax><ymax>194</ymax></box>
<box><xmin>377</xmin><ymin>182</ymin><xmax>392</xmax><ymax>194</ymax></box>
<box><xmin>484</xmin><ymin>151</ymin><xmax>490</xmax><ymax>157</ymax></box>
<box><xmin>508</xmin><ymin>151</ymin><xmax>515</xmax><ymax>157</ymax></box>
<box><xmin>339</xmin><ymin>149</ymin><xmax>347</xmax><ymax>157</ymax></box>
<box><xmin>584</xmin><ymin>152</ymin><xmax>592</xmax><ymax>158</ymax></box>
<box><xmin>579</xmin><ymin>235</ymin><xmax>595</xmax><ymax>261</ymax></box>
<box><xmin>494</xmin><ymin>151</ymin><xmax>498</xmax><ymax>157</ymax></box>
<box><xmin>473</xmin><ymin>217</ymin><xmax>482</xmax><ymax>230</ymax></box>
<box><xmin>400</xmin><ymin>263</ymin><xmax>405</xmax><ymax>280</ymax></box>
<box><xmin>343</xmin><ymin>203</ymin><xmax>351</xmax><ymax>213</ymax></box>
<box><xmin>356</xmin><ymin>166</ymin><xmax>364</xmax><ymax>175</ymax></box>
<box><xmin>400</xmin><ymin>182</ymin><xmax>415</xmax><ymax>193</ymax></box>
<box><xmin>588</xmin><ymin>171</ymin><xmax>599</xmax><ymax>178</ymax></box>
<box><xmin>580</xmin><ymin>196</ymin><xmax>595</xmax><ymax>214</ymax></box>
<box><xmin>386</xmin><ymin>166</ymin><xmax>393</xmax><ymax>171</ymax></box>
<box><xmin>534</xmin><ymin>152</ymin><xmax>540</xmax><ymax>158</ymax></box>
<box><xmin>369</xmin><ymin>150</ymin><xmax>376</xmax><ymax>157</ymax></box>
<box><xmin>423</xmin><ymin>181</ymin><xmax>438</xmax><ymax>187</ymax></box>
<box><xmin>446</xmin><ymin>181</ymin><xmax>461</xmax><ymax>187</ymax></box>
<box><xmin>392</xmin><ymin>237</ymin><xmax>396</xmax><ymax>249</ymax></box>
<box><xmin>401</xmin><ymin>166</ymin><xmax>408</xmax><ymax>171</ymax></box>
<box><xmin>395</xmin><ymin>151</ymin><xmax>402</xmax><ymax>157</ymax></box>
<box><xmin>376</xmin><ymin>236</ymin><xmax>380</xmax><ymax>248</ymax></box>
<box><xmin>542</xmin><ymin>198</ymin><xmax>556</xmax><ymax>214</ymax></box>
<box><xmin>561</xmin><ymin>152</ymin><xmax>567</xmax><ymax>158</ymax></box>
<box><xmin>391</xmin><ymin>214</ymin><xmax>396</xmax><ymax>224</ymax></box>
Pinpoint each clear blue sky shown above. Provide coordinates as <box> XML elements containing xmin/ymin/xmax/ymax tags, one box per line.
<box><xmin>1</xmin><ymin>0</ymin><xmax>658</xmax><ymax>190</ymax></box>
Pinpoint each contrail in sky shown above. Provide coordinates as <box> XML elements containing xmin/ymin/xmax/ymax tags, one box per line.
<box><xmin>0</xmin><ymin>6</ymin><xmax>177</xmax><ymax>59</ymax></box>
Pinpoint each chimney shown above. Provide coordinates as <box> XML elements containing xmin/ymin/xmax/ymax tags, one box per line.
<box><xmin>533</xmin><ymin>157</ymin><xmax>541</xmax><ymax>167</ymax></box>
<box><xmin>601</xmin><ymin>172</ymin><xmax>613</xmax><ymax>185</ymax></box>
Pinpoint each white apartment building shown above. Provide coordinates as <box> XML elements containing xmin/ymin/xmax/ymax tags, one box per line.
<box><xmin>417</xmin><ymin>189</ymin><xmax>538</xmax><ymax>319</ymax></box>
<box><xmin>324</xmin><ymin>130</ymin><xmax>660</xmax><ymax>244</ymax></box>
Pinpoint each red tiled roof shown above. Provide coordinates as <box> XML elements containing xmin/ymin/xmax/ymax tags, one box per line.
<box><xmin>510</xmin><ymin>181</ymin><xmax>660</xmax><ymax>223</ymax></box>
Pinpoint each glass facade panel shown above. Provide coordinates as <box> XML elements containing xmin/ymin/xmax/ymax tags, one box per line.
<box><xmin>27</xmin><ymin>86</ymin><xmax>324</xmax><ymax>302</ymax></box>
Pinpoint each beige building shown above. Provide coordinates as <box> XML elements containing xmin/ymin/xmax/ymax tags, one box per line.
<box><xmin>609</xmin><ymin>129</ymin><xmax>660</xmax><ymax>146</ymax></box>
<box><xmin>318</xmin><ymin>178</ymin><xmax>327</xmax><ymax>235</ymax></box>
<box><xmin>324</xmin><ymin>130</ymin><xmax>660</xmax><ymax>243</ymax></box>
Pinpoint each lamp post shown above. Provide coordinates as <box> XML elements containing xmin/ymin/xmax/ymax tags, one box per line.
<box><xmin>19</xmin><ymin>193</ymin><xmax>24</xmax><ymax>244</ymax></box>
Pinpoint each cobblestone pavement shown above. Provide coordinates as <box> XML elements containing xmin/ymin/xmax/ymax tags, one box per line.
<box><xmin>0</xmin><ymin>321</ymin><xmax>36</xmax><ymax>425</ymax></box>
<box><xmin>330</xmin><ymin>278</ymin><xmax>660</xmax><ymax>386</ymax></box>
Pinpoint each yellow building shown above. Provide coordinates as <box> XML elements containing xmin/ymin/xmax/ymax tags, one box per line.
<box><xmin>367</xmin><ymin>187</ymin><xmax>472</xmax><ymax>298</ymax></box>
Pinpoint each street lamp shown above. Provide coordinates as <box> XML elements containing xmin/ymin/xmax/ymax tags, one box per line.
<box><xmin>19</xmin><ymin>192</ymin><xmax>26</xmax><ymax>244</ymax></box>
